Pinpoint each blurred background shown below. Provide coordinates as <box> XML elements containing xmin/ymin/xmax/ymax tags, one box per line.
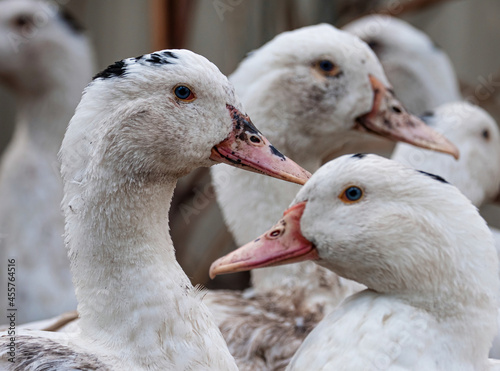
<box><xmin>1</xmin><ymin>0</ymin><xmax>499</xmax><ymax>290</ymax></box>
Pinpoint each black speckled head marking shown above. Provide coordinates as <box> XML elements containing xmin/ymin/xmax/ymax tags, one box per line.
<box><xmin>135</xmin><ymin>51</ymin><xmax>178</xmax><ymax>65</ymax></box>
<box><xmin>58</xmin><ymin>8</ymin><xmax>85</xmax><ymax>33</ymax></box>
<box><xmin>145</xmin><ymin>52</ymin><xmax>175</xmax><ymax>65</ymax></box>
<box><xmin>351</xmin><ymin>153</ymin><xmax>367</xmax><ymax>159</ymax></box>
<box><xmin>93</xmin><ymin>60</ymin><xmax>127</xmax><ymax>80</ymax></box>
<box><xmin>417</xmin><ymin>170</ymin><xmax>449</xmax><ymax>184</ymax></box>
<box><xmin>93</xmin><ymin>51</ymin><xmax>179</xmax><ymax>80</ymax></box>
<box><xmin>161</xmin><ymin>50</ymin><xmax>179</xmax><ymax>60</ymax></box>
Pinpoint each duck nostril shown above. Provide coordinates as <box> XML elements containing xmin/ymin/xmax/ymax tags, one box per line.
<box><xmin>250</xmin><ymin>135</ymin><xmax>261</xmax><ymax>144</ymax></box>
<box><xmin>269</xmin><ymin>229</ymin><xmax>281</xmax><ymax>237</ymax></box>
<box><xmin>391</xmin><ymin>106</ymin><xmax>402</xmax><ymax>114</ymax></box>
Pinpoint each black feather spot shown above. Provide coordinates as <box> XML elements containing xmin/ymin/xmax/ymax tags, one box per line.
<box><xmin>145</xmin><ymin>52</ymin><xmax>176</xmax><ymax>65</ymax></box>
<box><xmin>351</xmin><ymin>153</ymin><xmax>367</xmax><ymax>159</ymax></box>
<box><xmin>93</xmin><ymin>60</ymin><xmax>127</xmax><ymax>80</ymax></box>
<box><xmin>417</xmin><ymin>170</ymin><xmax>449</xmax><ymax>184</ymax></box>
<box><xmin>161</xmin><ymin>51</ymin><xmax>178</xmax><ymax>59</ymax></box>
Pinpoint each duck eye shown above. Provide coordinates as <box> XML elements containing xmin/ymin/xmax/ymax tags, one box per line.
<box><xmin>482</xmin><ymin>129</ymin><xmax>490</xmax><ymax>140</ymax></box>
<box><xmin>319</xmin><ymin>60</ymin><xmax>334</xmax><ymax>72</ymax></box>
<box><xmin>315</xmin><ymin>60</ymin><xmax>341</xmax><ymax>77</ymax></box>
<box><xmin>339</xmin><ymin>186</ymin><xmax>364</xmax><ymax>203</ymax></box>
<box><xmin>174</xmin><ymin>85</ymin><xmax>196</xmax><ymax>102</ymax></box>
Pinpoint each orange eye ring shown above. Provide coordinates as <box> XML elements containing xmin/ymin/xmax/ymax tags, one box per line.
<box><xmin>173</xmin><ymin>84</ymin><xmax>196</xmax><ymax>102</ymax></box>
<box><xmin>339</xmin><ymin>185</ymin><xmax>364</xmax><ymax>204</ymax></box>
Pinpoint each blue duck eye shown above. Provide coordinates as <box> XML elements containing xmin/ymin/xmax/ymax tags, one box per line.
<box><xmin>174</xmin><ymin>85</ymin><xmax>195</xmax><ymax>101</ymax></box>
<box><xmin>339</xmin><ymin>186</ymin><xmax>363</xmax><ymax>203</ymax></box>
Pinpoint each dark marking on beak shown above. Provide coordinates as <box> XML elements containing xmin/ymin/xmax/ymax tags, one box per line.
<box><xmin>227</xmin><ymin>104</ymin><xmax>261</xmax><ymax>135</ymax></box>
<box><xmin>270</xmin><ymin>145</ymin><xmax>285</xmax><ymax>160</ymax></box>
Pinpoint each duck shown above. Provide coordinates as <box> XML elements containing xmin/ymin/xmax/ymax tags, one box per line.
<box><xmin>207</xmin><ymin>23</ymin><xmax>458</xmax><ymax>370</ymax></box>
<box><xmin>391</xmin><ymin>102</ymin><xmax>500</xmax><ymax>258</ymax></box>
<box><xmin>343</xmin><ymin>15</ymin><xmax>461</xmax><ymax>115</ymax></box>
<box><xmin>343</xmin><ymin>16</ymin><xmax>500</xmax><ymax>253</ymax></box>
<box><xmin>392</xmin><ymin>101</ymin><xmax>500</xmax><ymax>209</ymax></box>
<box><xmin>211</xmin><ymin>153</ymin><xmax>500</xmax><ymax>371</ymax></box>
<box><xmin>0</xmin><ymin>0</ymin><xmax>94</xmax><ymax>323</ymax></box>
<box><xmin>0</xmin><ymin>49</ymin><xmax>310</xmax><ymax>370</ymax></box>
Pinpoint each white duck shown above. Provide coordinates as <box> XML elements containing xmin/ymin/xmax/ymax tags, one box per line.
<box><xmin>0</xmin><ymin>49</ymin><xmax>310</xmax><ymax>370</ymax></box>
<box><xmin>343</xmin><ymin>15</ymin><xmax>461</xmax><ymax>115</ymax></box>
<box><xmin>211</xmin><ymin>154</ymin><xmax>500</xmax><ymax>371</ymax></box>
<box><xmin>392</xmin><ymin>102</ymin><xmax>500</xmax><ymax>210</ymax></box>
<box><xmin>0</xmin><ymin>0</ymin><xmax>93</xmax><ymax>322</ymax></box>
<box><xmin>208</xmin><ymin>23</ymin><xmax>458</xmax><ymax>370</ymax></box>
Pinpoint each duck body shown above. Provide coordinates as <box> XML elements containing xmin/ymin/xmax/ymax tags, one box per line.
<box><xmin>288</xmin><ymin>291</ymin><xmax>490</xmax><ymax>371</ymax></box>
<box><xmin>0</xmin><ymin>0</ymin><xmax>94</xmax><ymax>322</ymax></box>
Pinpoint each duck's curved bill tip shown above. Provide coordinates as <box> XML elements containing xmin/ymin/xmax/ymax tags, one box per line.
<box><xmin>209</xmin><ymin>201</ymin><xmax>317</xmax><ymax>279</ymax></box>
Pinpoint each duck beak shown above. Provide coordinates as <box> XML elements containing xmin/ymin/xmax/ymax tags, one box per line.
<box><xmin>210</xmin><ymin>105</ymin><xmax>311</xmax><ymax>185</ymax></box>
<box><xmin>355</xmin><ymin>75</ymin><xmax>459</xmax><ymax>159</ymax></box>
<box><xmin>209</xmin><ymin>201</ymin><xmax>317</xmax><ymax>278</ymax></box>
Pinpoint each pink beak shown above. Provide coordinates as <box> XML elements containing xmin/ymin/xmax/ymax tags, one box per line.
<box><xmin>209</xmin><ymin>201</ymin><xmax>318</xmax><ymax>278</ymax></box>
<box><xmin>355</xmin><ymin>75</ymin><xmax>459</xmax><ymax>159</ymax></box>
<box><xmin>210</xmin><ymin>105</ymin><xmax>311</xmax><ymax>185</ymax></box>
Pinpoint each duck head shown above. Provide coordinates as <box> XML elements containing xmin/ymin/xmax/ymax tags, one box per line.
<box><xmin>393</xmin><ymin>102</ymin><xmax>500</xmax><ymax>207</ymax></box>
<box><xmin>61</xmin><ymin>49</ymin><xmax>310</xmax><ymax>185</ymax></box>
<box><xmin>230</xmin><ymin>23</ymin><xmax>458</xmax><ymax>162</ymax></box>
<box><xmin>343</xmin><ymin>15</ymin><xmax>461</xmax><ymax>115</ymax></box>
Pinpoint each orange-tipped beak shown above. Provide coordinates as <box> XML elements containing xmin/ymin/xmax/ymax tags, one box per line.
<box><xmin>210</xmin><ymin>105</ymin><xmax>311</xmax><ymax>185</ymax></box>
<box><xmin>209</xmin><ymin>201</ymin><xmax>318</xmax><ymax>278</ymax></box>
<box><xmin>355</xmin><ymin>75</ymin><xmax>459</xmax><ymax>159</ymax></box>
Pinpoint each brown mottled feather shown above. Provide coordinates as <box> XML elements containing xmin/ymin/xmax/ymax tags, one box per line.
<box><xmin>204</xmin><ymin>288</ymin><xmax>325</xmax><ymax>371</ymax></box>
<box><xmin>0</xmin><ymin>335</ymin><xmax>109</xmax><ymax>370</ymax></box>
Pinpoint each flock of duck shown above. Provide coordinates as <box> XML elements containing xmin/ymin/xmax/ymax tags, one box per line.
<box><xmin>0</xmin><ymin>1</ymin><xmax>500</xmax><ymax>370</ymax></box>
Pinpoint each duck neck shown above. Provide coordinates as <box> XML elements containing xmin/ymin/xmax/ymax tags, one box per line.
<box><xmin>66</xmin><ymin>172</ymin><xmax>227</xmax><ymax>363</ymax></box>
